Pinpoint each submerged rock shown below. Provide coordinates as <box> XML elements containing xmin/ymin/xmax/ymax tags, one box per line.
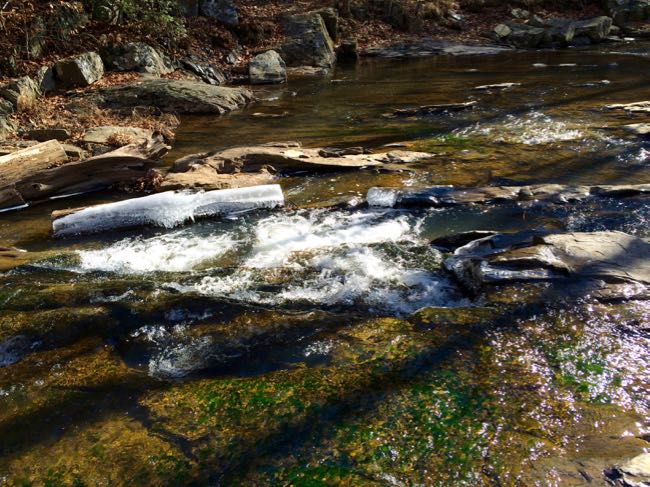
<box><xmin>473</xmin><ymin>82</ymin><xmax>520</xmax><ymax>91</ymax></box>
<box><xmin>92</xmin><ymin>79</ymin><xmax>253</xmax><ymax>114</ymax></box>
<box><xmin>444</xmin><ymin>231</ymin><xmax>650</xmax><ymax>300</ymax></box>
<box><xmin>363</xmin><ymin>40</ymin><xmax>509</xmax><ymax>58</ymax></box>
<box><xmin>386</xmin><ymin>101</ymin><xmax>477</xmax><ymax>117</ymax></box>
<box><xmin>624</xmin><ymin>123</ymin><xmax>650</xmax><ymax>136</ymax></box>
<box><xmin>249</xmin><ymin>50</ymin><xmax>287</xmax><ymax>85</ymax></box>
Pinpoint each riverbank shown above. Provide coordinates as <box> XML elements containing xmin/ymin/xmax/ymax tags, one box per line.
<box><xmin>3</xmin><ymin>0</ymin><xmax>649</xmax><ymax>152</ymax></box>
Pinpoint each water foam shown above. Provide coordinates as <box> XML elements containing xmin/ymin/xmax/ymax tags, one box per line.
<box><xmin>77</xmin><ymin>230</ymin><xmax>235</xmax><ymax>274</ymax></box>
<box><xmin>456</xmin><ymin>111</ymin><xmax>584</xmax><ymax>145</ymax></box>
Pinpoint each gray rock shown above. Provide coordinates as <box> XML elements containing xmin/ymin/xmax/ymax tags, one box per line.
<box><xmin>504</xmin><ymin>23</ymin><xmax>547</xmax><ymax>48</ymax></box>
<box><xmin>101</xmin><ymin>42</ymin><xmax>174</xmax><ymax>76</ymax></box>
<box><xmin>93</xmin><ymin>79</ymin><xmax>253</xmax><ymax>114</ymax></box>
<box><xmin>545</xmin><ymin>22</ymin><xmax>576</xmax><ymax>45</ymax></box>
<box><xmin>510</xmin><ymin>8</ymin><xmax>530</xmax><ymax>19</ymax></box>
<box><xmin>27</xmin><ymin>128</ymin><xmax>71</xmax><ymax>142</ymax></box>
<box><xmin>249</xmin><ymin>50</ymin><xmax>287</xmax><ymax>85</ymax></box>
<box><xmin>572</xmin><ymin>16</ymin><xmax>613</xmax><ymax>41</ymax></box>
<box><xmin>0</xmin><ymin>77</ymin><xmax>40</xmax><ymax>112</ymax></box>
<box><xmin>201</xmin><ymin>0</ymin><xmax>238</xmax><ymax>25</ymax></box>
<box><xmin>54</xmin><ymin>52</ymin><xmax>104</xmax><ymax>88</ymax></box>
<box><xmin>494</xmin><ymin>24</ymin><xmax>512</xmax><ymax>39</ymax></box>
<box><xmin>444</xmin><ymin>231</ymin><xmax>650</xmax><ymax>300</ymax></box>
<box><xmin>570</xmin><ymin>35</ymin><xmax>593</xmax><ymax>47</ymax></box>
<box><xmin>363</xmin><ymin>40</ymin><xmax>509</xmax><ymax>58</ymax></box>
<box><xmin>180</xmin><ymin>58</ymin><xmax>226</xmax><ymax>85</ymax></box>
<box><xmin>280</xmin><ymin>12</ymin><xmax>336</xmax><ymax>68</ymax></box>
<box><xmin>82</xmin><ymin>126</ymin><xmax>154</xmax><ymax>146</ymax></box>
<box><xmin>35</xmin><ymin>66</ymin><xmax>57</xmax><ymax>93</ymax></box>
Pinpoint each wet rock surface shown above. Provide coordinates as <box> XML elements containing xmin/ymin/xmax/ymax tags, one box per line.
<box><xmin>363</xmin><ymin>39</ymin><xmax>509</xmax><ymax>58</ymax></box>
<box><xmin>444</xmin><ymin>231</ymin><xmax>650</xmax><ymax>300</ymax></box>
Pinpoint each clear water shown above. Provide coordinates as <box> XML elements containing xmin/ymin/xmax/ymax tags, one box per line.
<box><xmin>0</xmin><ymin>43</ymin><xmax>649</xmax><ymax>485</ymax></box>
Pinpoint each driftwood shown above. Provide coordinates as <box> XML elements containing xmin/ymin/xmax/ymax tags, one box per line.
<box><xmin>0</xmin><ymin>135</ymin><xmax>169</xmax><ymax>210</ymax></box>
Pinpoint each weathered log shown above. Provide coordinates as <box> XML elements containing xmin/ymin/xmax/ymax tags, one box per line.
<box><xmin>52</xmin><ymin>184</ymin><xmax>285</xmax><ymax>237</ymax></box>
<box><xmin>0</xmin><ymin>135</ymin><xmax>169</xmax><ymax>210</ymax></box>
<box><xmin>0</xmin><ymin>140</ymin><xmax>69</xmax><ymax>188</ymax></box>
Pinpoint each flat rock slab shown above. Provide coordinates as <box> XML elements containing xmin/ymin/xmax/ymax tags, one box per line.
<box><xmin>363</xmin><ymin>40</ymin><xmax>509</xmax><ymax>58</ymax></box>
<box><xmin>474</xmin><ymin>83</ymin><xmax>521</xmax><ymax>91</ymax></box>
<box><xmin>624</xmin><ymin>123</ymin><xmax>650</xmax><ymax>136</ymax></box>
<box><xmin>92</xmin><ymin>79</ymin><xmax>253</xmax><ymax>114</ymax></box>
<box><xmin>385</xmin><ymin>101</ymin><xmax>477</xmax><ymax>118</ymax></box>
<box><xmin>160</xmin><ymin>166</ymin><xmax>276</xmax><ymax>191</ymax></box>
<box><xmin>605</xmin><ymin>101</ymin><xmax>650</xmax><ymax>114</ymax></box>
<box><xmin>444</xmin><ymin>231</ymin><xmax>650</xmax><ymax>301</ymax></box>
<box><xmin>367</xmin><ymin>183</ymin><xmax>650</xmax><ymax>207</ymax></box>
<box><xmin>82</xmin><ymin>126</ymin><xmax>154</xmax><ymax>145</ymax></box>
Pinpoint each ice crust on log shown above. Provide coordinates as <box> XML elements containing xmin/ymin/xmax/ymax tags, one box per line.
<box><xmin>53</xmin><ymin>184</ymin><xmax>285</xmax><ymax>237</ymax></box>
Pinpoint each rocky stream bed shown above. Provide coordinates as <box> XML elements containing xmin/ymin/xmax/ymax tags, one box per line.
<box><xmin>0</xmin><ymin>37</ymin><xmax>649</xmax><ymax>486</ymax></box>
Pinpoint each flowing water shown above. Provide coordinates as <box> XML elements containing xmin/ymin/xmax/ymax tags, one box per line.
<box><xmin>1</xmin><ymin>43</ymin><xmax>649</xmax><ymax>485</ymax></box>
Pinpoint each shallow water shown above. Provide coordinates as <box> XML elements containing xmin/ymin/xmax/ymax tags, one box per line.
<box><xmin>1</xmin><ymin>43</ymin><xmax>649</xmax><ymax>485</ymax></box>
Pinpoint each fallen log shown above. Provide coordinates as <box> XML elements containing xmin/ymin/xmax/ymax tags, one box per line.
<box><xmin>0</xmin><ymin>135</ymin><xmax>169</xmax><ymax>210</ymax></box>
<box><xmin>0</xmin><ymin>140</ymin><xmax>69</xmax><ymax>188</ymax></box>
<box><xmin>52</xmin><ymin>184</ymin><xmax>285</xmax><ymax>237</ymax></box>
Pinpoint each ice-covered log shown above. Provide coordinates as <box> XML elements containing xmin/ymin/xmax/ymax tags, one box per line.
<box><xmin>52</xmin><ymin>184</ymin><xmax>285</xmax><ymax>237</ymax></box>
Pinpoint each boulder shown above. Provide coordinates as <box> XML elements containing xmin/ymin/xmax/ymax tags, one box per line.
<box><xmin>101</xmin><ymin>42</ymin><xmax>174</xmax><ymax>76</ymax></box>
<box><xmin>35</xmin><ymin>66</ymin><xmax>57</xmax><ymax>93</ymax></box>
<box><xmin>280</xmin><ymin>12</ymin><xmax>336</xmax><ymax>68</ymax></box>
<box><xmin>444</xmin><ymin>231</ymin><xmax>650</xmax><ymax>300</ymax></box>
<box><xmin>503</xmin><ymin>23</ymin><xmax>547</xmax><ymax>48</ymax></box>
<box><xmin>494</xmin><ymin>24</ymin><xmax>512</xmax><ymax>39</ymax></box>
<box><xmin>201</xmin><ymin>0</ymin><xmax>238</xmax><ymax>25</ymax></box>
<box><xmin>249</xmin><ymin>50</ymin><xmax>287</xmax><ymax>85</ymax></box>
<box><xmin>81</xmin><ymin>126</ymin><xmax>154</xmax><ymax>146</ymax></box>
<box><xmin>572</xmin><ymin>16</ymin><xmax>613</xmax><ymax>41</ymax></box>
<box><xmin>0</xmin><ymin>76</ymin><xmax>40</xmax><ymax>112</ymax></box>
<box><xmin>54</xmin><ymin>52</ymin><xmax>104</xmax><ymax>88</ymax></box>
<box><xmin>92</xmin><ymin>79</ymin><xmax>253</xmax><ymax>114</ymax></box>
